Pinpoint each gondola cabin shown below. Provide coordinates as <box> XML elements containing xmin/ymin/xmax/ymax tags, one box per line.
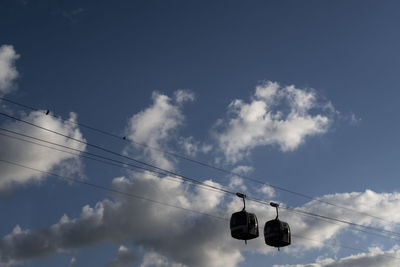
<box><xmin>264</xmin><ymin>202</ymin><xmax>291</xmax><ymax>248</ymax></box>
<box><xmin>230</xmin><ymin>210</ymin><xmax>259</xmax><ymax>241</ymax></box>
<box><xmin>264</xmin><ymin>219</ymin><xmax>291</xmax><ymax>248</ymax></box>
<box><xmin>230</xmin><ymin>192</ymin><xmax>259</xmax><ymax>243</ymax></box>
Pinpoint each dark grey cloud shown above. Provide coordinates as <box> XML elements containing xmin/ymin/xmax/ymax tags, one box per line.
<box><xmin>0</xmin><ymin>171</ymin><xmax>243</xmax><ymax>267</ymax></box>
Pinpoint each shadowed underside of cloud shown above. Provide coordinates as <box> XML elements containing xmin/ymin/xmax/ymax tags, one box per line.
<box><xmin>2</xmin><ymin>175</ymin><xmax>400</xmax><ymax>267</ymax></box>
<box><xmin>0</xmin><ymin>171</ymin><xmax>243</xmax><ymax>267</ymax></box>
<box><xmin>214</xmin><ymin>81</ymin><xmax>333</xmax><ymax>163</ymax></box>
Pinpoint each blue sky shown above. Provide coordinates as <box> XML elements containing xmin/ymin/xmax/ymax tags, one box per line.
<box><xmin>1</xmin><ymin>1</ymin><xmax>400</xmax><ymax>266</ymax></box>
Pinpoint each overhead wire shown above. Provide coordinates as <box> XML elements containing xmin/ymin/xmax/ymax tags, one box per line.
<box><xmin>1</xmin><ymin>123</ymin><xmax>400</xmax><ymax>241</ymax></box>
<box><xmin>0</xmin><ymin>96</ymin><xmax>123</xmax><ymax>139</ymax></box>
<box><xmin>289</xmin><ymin>210</ymin><xmax>400</xmax><ymax>241</ymax></box>
<box><xmin>0</xmin><ymin>96</ymin><xmax>393</xmax><ymax>226</ymax></box>
<box><xmin>1</xmin><ymin>158</ymin><xmax>400</xmax><ymax>262</ymax></box>
<box><xmin>0</xmin><ymin>158</ymin><xmax>228</xmax><ymax>221</ymax></box>
<box><xmin>0</xmin><ymin>112</ymin><xmax>235</xmax><ymax>197</ymax></box>
<box><xmin>6</xmin><ymin>126</ymin><xmax>388</xmax><ymax>238</ymax></box>
<box><xmin>284</xmin><ymin>206</ymin><xmax>400</xmax><ymax>238</ymax></box>
<box><xmin>245</xmin><ymin>196</ymin><xmax>400</xmax><ymax>238</ymax></box>
<box><xmin>5</xmin><ymin>127</ymin><xmax>396</xmax><ymax>240</ymax></box>
<box><xmin>0</xmin><ymin>128</ymin><xmax>229</xmax><ymax>196</ymax></box>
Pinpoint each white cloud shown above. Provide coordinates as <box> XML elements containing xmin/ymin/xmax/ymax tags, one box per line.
<box><xmin>232</xmin><ymin>165</ymin><xmax>253</xmax><ymax>175</ymax></box>
<box><xmin>125</xmin><ymin>91</ymin><xmax>188</xmax><ymax>170</ymax></box>
<box><xmin>274</xmin><ymin>246</ymin><xmax>400</xmax><ymax>267</ymax></box>
<box><xmin>174</xmin><ymin>90</ymin><xmax>195</xmax><ymax>104</ymax></box>
<box><xmin>0</xmin><ymin>45</ymin><xmax>19</xmax><ymax>95</ymax></box>
<box><xmin>178</xmin><ymin>136</ymin><xmax>211</xmax><ymax>157</ymax></box>
<box><xmin>178</xmin><ymin>136</ymin><xmax>200</xmax><ymax>157</ymax></box>
<box><xmin>262</xmin><ymin>190</ymin><xmax>400</xmax><ymax>252</ymax></box>
<box><xmin>348</xmin><ymin>112</ymin><xmax>362</xmax><ymax>125</ymax></box>
<box><xmin>257</xmin><ymin>185</ymin><xmax>276</xmax><ymax>198</ymax></box>
<box><xmin>201</xmin><ymin>144</ymin><xmax>212</xmax><ymax>153</ymax></box>
<box><xmin>214</xmin><ymin>81</ymin><xmax>333</xmax><ymax>163</ymax></box>
<box><xmin>140</xmin><ymin>252</ymin><xmax>185</xmax><ymax>267</ymax></box>
<box><xmin>68</xmin><ymin>256</ymin><xmax>76</xmax><ymax>267</ymax></box>
<box><xmin>228</xmin><ymin>166</ymin><xmax>254</xmax><ymax>192</ymax></box>
<box><xmin>0</xmin><ymin>111</ymin><xmax>86</xmax><ymax>193</ymax></box>
<box><xmin>223</xmin><ymin>189</ymin><xmax>400</xmax><ymax>257</ymax></box>
<box><xmin>228</xmin><ymin>176</ymin><xmax>247</xmax><ymax>192</ymax></box>
<box><xmin>106</xmin><ymin>246</ymin><xmax>137</xmax><ymax>267</ymax></box>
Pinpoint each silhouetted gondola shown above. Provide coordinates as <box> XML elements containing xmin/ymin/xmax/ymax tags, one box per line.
<box><xmin>230</xmin><ymin>192</ymin><xmax>259</xmax><ymax>244</ymax></box>
<box><xmin>264</xmin><ymin>202</ymin><xmax>291</xmax><ymax>249</ymax></box>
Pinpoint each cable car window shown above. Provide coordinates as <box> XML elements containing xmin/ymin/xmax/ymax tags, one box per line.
<box><xmin>248</xmin><ymin>215</ymin><xmax>255</xmax><ymax>229</ymax></box>
<box><xmin>230</xmin><ymin>212</ymin><xmax>247</xmax><ymax>227</ymax></box>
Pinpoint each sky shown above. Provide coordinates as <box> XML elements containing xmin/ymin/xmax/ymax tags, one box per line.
<box><xmin>1</xmin><ymin>0</ymin><xmax>400</xmax><ymax>266</ymax></box>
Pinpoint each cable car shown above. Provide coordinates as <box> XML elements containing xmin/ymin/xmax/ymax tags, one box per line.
<box><xmin>230</xmin><ymin>192</ymin><xmax>259</xmax><ymax>244</ymax></box>
<box><xmin>264</xmin><ymin>202</ymin><xmax>291</xmax><ymax>249</ymax></box>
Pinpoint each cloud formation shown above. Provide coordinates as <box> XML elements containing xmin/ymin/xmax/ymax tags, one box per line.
<box><xmin>2</xmin><ymin>171</ymin><xmax>400</xmax><ymax>267</ymax></box>
<box><xmin>0</xmin><ymin>91</ymin><xmax>393</xmax><ymax>267</ymax></box>
<box><xmin>258</xmin><ymin>190</ymin><xmax>400</xmax><ymax>253</ymax></box>
<box><xmin>0</xmin><ymin>91</ymin><xmax>246</xmax><ymax>267</ymax></box>
<box><xmin>274</xmin><ymin>246</ymin><xmax>400</xmax><ymax>267</ymax></box>
<box><xmin>106</xmin><ymin>246</ymin><xmax>137</xmax><ymax>267</ymax></box>
<box><xmin>126</xmin><ymin>91</ymin><xmax>194</xmax><ymax>170</ymax></box>
<box><xmin>68</xmin><ymin>256</ymin><xmax>76</xmax><ymax>267</ymax></box>
<box><xmin>140</xmin><ymin>252</ymin><xmax>184</xmax><ymax>267</ymax></box>
<box><xmin>174</xmin><ymin>90</ymin><xmax>195</xmax><ymax>104</ymax></box>
<box><xmin>0</xmin><ymin>111</ymin><xmax>86</xmax><ymax>193</ymax></box>
<box><xmin>177</xmin><ymin>136</ymin><xmax>211</xmax><ymax>157</ymax></box>
<box><xmin>0</xmin><ymin>45</ymin><xmax>19</xmax><ymax>95</ymax></box>
<box><xmin>214</xmin><ymin>81</ymin><xmax>333</xmax><ymax>163</ymax></box>
<box><xmin>0</xmin><ymin>171</ymin><xmax>243</xmax><ymax>267</ymax></box>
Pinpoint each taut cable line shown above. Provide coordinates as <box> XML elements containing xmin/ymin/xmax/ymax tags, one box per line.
<box><xmin>1</xmin><ymin>158</ymin><xmax>400</xmax><ymax>262</ymax></box>
<box><xmin>0</xmin><ymin>97</ymin><xmax>394</xmax><ymax>225</ymax></box>
<box><xmin>1</xmin><ymin>121</ymin><xmax>400</xmax><ymax>239</ymax></box>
